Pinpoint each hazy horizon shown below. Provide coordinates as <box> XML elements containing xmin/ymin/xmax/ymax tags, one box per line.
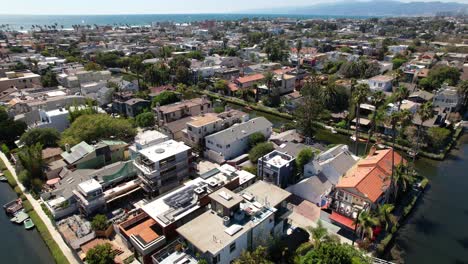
<box><xmin>1</xmin><ymin>0</ymin><xmax>467</xmax><ymax>15</ymax></box>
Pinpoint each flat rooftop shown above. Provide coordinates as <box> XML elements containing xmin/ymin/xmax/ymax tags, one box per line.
<box><xmin>209</xmin><ymin>188</ymin><xmax>243</xmax><ymax>209</ymax></box>
<box><xmin>265</xmin><ymin>152</ymin><xmax>291</xmax><ymax>168</ymax></box>
<box><xmin>123</xmin><ymin>218</ymin><xmax>160</xmax><ymax>244</ymax></box>
<box><xmin>138</xmin><ymin>140</ymin><xmax>190</xmax><ymax>162</ymax></box>
<box><xmin>187</xmin><ymin>113</ymin><xmax>220</xmax><ymax>127</ymax></box>
<box><xmin>243</xmin><ymin>181</ymin><xmax>291</xmax><ymax>208</ymax></box>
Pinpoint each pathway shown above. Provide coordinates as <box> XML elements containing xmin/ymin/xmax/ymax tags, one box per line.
<box><xmin>0</xmin><ymin>153</ymin><xmax>79</xmax><ymax>264</ymax></box>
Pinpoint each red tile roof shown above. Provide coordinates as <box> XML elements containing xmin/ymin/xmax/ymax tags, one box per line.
<box><xmin>236</xmin><ymin>73</ymin><xmax>264</xmax><ymax>84</ymax></box>
<box><xmin>337</xmin><ymin>148</ymin><xmax>405</xmax><ymax>202</ymax></box>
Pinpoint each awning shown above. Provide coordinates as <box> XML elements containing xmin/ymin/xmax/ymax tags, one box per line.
<box><xmin>329</xmin><ymin>212</ymin><xmax>356</xmax><ymax>230</ymax></box>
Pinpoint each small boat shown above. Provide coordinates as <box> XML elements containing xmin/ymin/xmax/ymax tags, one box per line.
<box><xmin>0</xmin><ymin>176</ymin><xmax>7</xmax><ymax>182</ymax></box>
<box><xmin>3</xmin><ymin>198</ymin><xmax>23</xmax><ymax>215</ymax></box>
<box><xmin>24</xmin><ymin>218</ymin><xmax>35</xmax><ymax>230</ymax></box>
<box><xmin>11</xmin><ymin>211</ymin><xmax>29</xmax><ymax>224</ymax></box>
<box><xmin>350</xmin><ymin>135</ymin><xmax>366</xmax><ymax>142</ymax></box>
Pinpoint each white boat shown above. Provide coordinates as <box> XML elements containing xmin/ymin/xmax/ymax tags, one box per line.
<box><xmin>11</xmin><ymin>211</ymin><xmax>29</xmax><ymax>224</ymax></box>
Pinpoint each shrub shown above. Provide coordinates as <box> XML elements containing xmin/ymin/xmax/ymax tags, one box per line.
<box><xmin>336</xmin><ymin>120</ymin><xmax>347</xmax><ymax>129</ymax></box>
<box><xmin>249</xmin><ymin>142</ymin><xmax>274</xmax><ymax>163</ymax></box>
<box><xmin>91</xmin><ymin>214</ymin><xmax>110</xmax><ymax>231</ymax></box>
<box><xmin>248</xmin><ymin>132</ymin><xmax>266</xmax><ymax>148</ymax></box>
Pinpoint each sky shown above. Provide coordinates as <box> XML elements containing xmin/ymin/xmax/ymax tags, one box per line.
<box><xmin>1</xmin><ymin>0</ymin><xmax>467</xmax><ymax>15</ymax></box>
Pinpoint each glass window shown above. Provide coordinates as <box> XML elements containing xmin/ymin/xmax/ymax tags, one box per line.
<box><xmin>229</xmin><ymin>242</ymin><xmax>236</xmax><ymax>253</ymax></box>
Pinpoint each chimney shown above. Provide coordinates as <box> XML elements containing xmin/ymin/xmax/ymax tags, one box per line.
<box><xmin>65</xmin><ymin>144</ymin><xmax>71</xmax><ymax>153</ymax></box>
<box><xmin>368</xmin><ymin>145</ymin><xmax>377</xmax><ymax>157</ymax></box>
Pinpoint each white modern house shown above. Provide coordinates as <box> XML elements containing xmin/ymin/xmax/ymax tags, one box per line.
<box><xmin>433</xmin><ymin>84</ymin><xmax>462</xmax><ymax>113</ymax></box>
<box><xmin>134</xmin><ymin>140</ymin><xmax>192</xmax><ymax>197</ymax></box>
<box><xmin>204</xmin><ymin>117</ymin><xmax>273</xmax><ymax>163</ymax></box>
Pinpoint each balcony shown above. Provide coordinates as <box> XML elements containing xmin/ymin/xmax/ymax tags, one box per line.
<box><xmin>152</xmin><ymin>238</ymin><xmax>198</xmax><ymax>264</ymax></box>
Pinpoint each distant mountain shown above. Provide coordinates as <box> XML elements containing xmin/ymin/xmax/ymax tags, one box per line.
<box><xmin>241</xmin><ymin>0</ymin><xmax>468</xmax><ymax>17</ymax></box>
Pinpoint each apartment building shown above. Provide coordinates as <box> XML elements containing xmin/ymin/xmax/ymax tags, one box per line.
<box><xmin>117</xmin><ymin>164</ymin><xmax>255</xmax><ymax>264</ymax></box>
<box><xmin>204</xmin><ymin>117</ymin><xmax>273</xmax><ymax>163</ymax></box>
<box><xmin>183</xmin><ymin>110</ymin><xmax>249</xmax><ymax>147</ymax></box>
<box><xmin>176</xmin><ymin>181</ymin><xmax>291</xmax><ymax>264</ymax></box>
<box><xmin>154</xmin><ymin>97</ymin><xmax>212</xmax><ymax>125</ymax></box>
<box><xmin>0</xmin><ymin>70</ymin><xmax>41</xmax><ymax>92</ymax></box>
<box><xmin>134</xmin><ymin>140</ymin><xmax>192</xmax><ymax>197</ymax></box>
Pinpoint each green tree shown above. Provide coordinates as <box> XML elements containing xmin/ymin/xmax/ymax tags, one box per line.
<box><xmin>352</xmin><ymin>83</ymin><xmax>371</xmax><ymax>155</ymax></box>
<box><xmin>41</xmin><ymin>70</ymin><xmax>59</xmax><ymax>87</ymax></box>
<box><xmin>214</xmin><ymin>79</ymin><xmax>229</xmax><ymax>94</ymax></box>
<box><xmin>0</xmin><ymin>106</ymin><xmax>27</xmax><ymax>147</ymax></box>
<box><xmin>233</xmin><ymin>246</ymin><xmax>273</xmax><ymax>264</ymax></box>
<box><xmin>84</xmin><ymin>61</ymin><xmax>103</xmax><ymax>71</ymax></box>
<box><xmin>298</xmin><ymin>242</ymin><xmax>371</xmax><ymax>264</ymax></box>
<box><xmin>249</xmin><ymin>142</ymin><xmax>274</xmax><ymax>163</ymax></box>
<box><xmin>68</xmin><ymin>104</ymin><xmax>98</xmax><ymax>123</ymax></box>
<box><xmin>354</xmin><ymin>211</ymin><xmax>379</xmax><ymax>241</ymax></box>
<box><xmin>86</xmin><ymin>243</ymin><xmax>116</xmax><ymax>264</ymax></box>
<box><xmin>296</xmin><ymin>148</ymin><xmax>314</xmax><ymax>174</ymax></box>
<box><xmin>391</xmin><ymin>57</ymin><xmax>407</xmax><ymax>70</ymax></box>
<box><xmin>19</xmin><ymin>127</ymin><xmax>60</xmax><ymax>148</ymax></box>
<box><xmin>135</xmin><ymin>112</ymin><xmax>155</xmax><ymax>128</ymax></box>
<box><xmin>376</xmin><ymin>204</ymin><xmax>396</xmax><ymax>232</ymax></box>
<box><xmin>427</xmin><ymin>127</ymin><xmax>451</xmax><ymax>151</ymax></box>
<box><xmin>91</xmin><ymin>214</ymin><xmax>109</xmax><ymax>231</ymax></box>
<box><xmin>296</xmin><ymin>76</ymin><xmax>324</xmax><ymax>138</ymax></box>
<box><xmin>61</xmin><ymin>114</ymin><xmax>136</xmax><ymax>146</ymax></box>
<box><xmin>457</xmin><ymin>80</ymin><xmax>468</xmax><ymax>110</ymax></box>
<box><xmin>248</xmin><ymin>132</ymin><xmax>266</xmax><ymax>148</ymax></box>
<box><xmin>307</xmin><ymin>221</ymin><xmax>328</xmax><ymax>248</ymax></box>
<box><xmin>175</xmin><ymin>66</ymin><xmax>191</xmax><ymax>84</ymax></box>
<box><xmin>151</xmin><ymin>91</ymin><xmax>180</xmax><ymax>107</ymax></box>
<box><xmin>414</xmin><ymin>101</ymin><xmax>434</xmax><ymax>160</ymax></box>
<box><xmin>17</xmin><ymin>143</ymin><xmax>44</xmax><ymax>185</ymax></box>
<box><xmin>364</xmin><ymin>91</ymin><xmax>386</xmax><ymax>153</ymax></box>
<box><xmin>393</xmin><ymin>164</ymin><xmax>413</xmax><ymax>199</ymax></box>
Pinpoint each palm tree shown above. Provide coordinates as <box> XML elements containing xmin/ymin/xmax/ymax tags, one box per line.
<box><xmin>354</xmin><ymin>210</ymin><xmax>379</xmax><ymax>241</ymax></box>
<box><xmin>263</xmin><ymin>71</ymin><xmax>275</xmax><ymax>95</ymax></box>
<box><xmin>364</xmin><ymin>91</ymin><xmax>386</xmax><ymax>153</ymax></box>
<box><xmin>376</xmin><ymin>204</ymin><xmax>396</xmax><ymax>232</ymax></box>
<box><xmin>352</xmin><ymin>83</ymin><xmax>370</xmax><ymax>155</ymax></box>
<box><xmin>457</xmin><ymin>80</ymin><xmax>468</xmax><ymax>112</ymax></box>
<box><xmin>296</xmin><ymin>39</ymin><xmax>302</xmax><ymax>72</ymax></box>
<box><xmin>414</xmin><ymin>102</ymin><xmax>434</xmax><ymax>162</ymax></box>
<box><xmin>395</xmin><ymin>85</ymin><xmax>410</xmax><ymax>111</ymax></box>
<box><xmin>307</xmin><ymin>221</ymin><xmax>328</xmax><ymax>248</ymax></box>
<box><xmin>393</xmin><ymin>164</ymin><xmax>413</xmax><ymax>199</ymax></box>
<box><xmin>321</xmin><ymin>79</ymin><xmax>338</xmax><ymax>109</ymax></box>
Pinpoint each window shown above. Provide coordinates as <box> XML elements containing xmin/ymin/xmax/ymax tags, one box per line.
<box><xmin>226</xmin><ymin>144</ymin><xmax>230</xmax><ymax>148</ymax></box>
<box><xmin>229</xmin><ymin>242</ymin><xmax>236</xmax><ymax>253</ymax></box>
<box><xmin>212</xmin><ymin>254</ymin><xmax>220</xmax><ymax>264</ymax></box>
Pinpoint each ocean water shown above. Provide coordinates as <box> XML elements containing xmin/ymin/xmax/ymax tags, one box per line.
<box><xmin>0</xmin><ymin>14</ymin><xmax>367</xmax><ymax>30</ymax></box>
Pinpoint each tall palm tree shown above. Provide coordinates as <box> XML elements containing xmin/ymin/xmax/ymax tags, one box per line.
<box><xmin>296</xmin><ymin>39</ymin><xmax>302</xmax><ymax>72</ymax></box>
<box><xmin>364</xmin><ymin>91</ymin><xmax>386</xmax><ymax>153</ymax></box>
<box><xmin>377</xmin><ymin>204</ymin><xmax>396</xmax><ymax>232</ymax></box>
<box><xmin>263</xmin><ymin>71</ymin><xmax>275</xmax><ymax>95</ymax></box>
<box><xmin>414</xmin><ymin>101</ymin><xmax>434</xmax><ymax>162</ymax></box>
<box><xmin>354</xmin><ymin>210</ymin><xmax>379</xmax><ymax>241</ymax></box>
<box><xmin>393</xmin><ymin>164</ymin><xmax>413</xmax><ymax>199</ymax></box>
<box><xmin>307</xmin><ymin>221</ymin><xmax>328</xmax><ymax>248</ymax></box>
<box><xmin>352</xmin><ymin>83</ymin><xmax>371</xmax><ymax>155</ymax></box>
<box><xmin>395</xmin><ymin>85</ymin><xmax>410</xmax><ymax>111</ymax></box>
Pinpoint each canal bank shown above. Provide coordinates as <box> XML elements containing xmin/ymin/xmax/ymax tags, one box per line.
<box><xmin>0</xmin><ymin>182</ymin><xmax>54</xmax><ymax>264</ymax></box>
<box><xmin>395</xmin><ymin>134</ymin><xmax>468</xmax><ymax>264</ymax></box>
<box><xmin>232</xmin><ymin>102</ymin><xmax>468</xmax><ymax>263</ymax></box>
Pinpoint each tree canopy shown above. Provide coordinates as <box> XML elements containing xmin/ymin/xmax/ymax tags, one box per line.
<box><xmin>61</xmin><ymin>114</ymin><xmax>136</xmax><ymax>146</ymax></box>
<box><xmin>86</xmin><ymin>243</ymin><xmax>116</xmax><ymax>264</ymax></box>
<box><xmin>297</xmin><ymin>242</ymin><xmax>371</xmax><ymax>264</ymax></box>
<box><xmin>19</xmin><ymin>127</ymin><xmax>60</xmax><ymax>148</ymax></box>
<box><xmin>152</xmin><ymin>91</ymin><xmax>180</xmax><ymax>107</ymax></box>
<box><xmin>135</xmin><ymin>112</ymin><xmax>155</xmax><ymax>128</ymax></box>
<box><xmin>248</xmin><ymin>132</ymin><xmax>266</xmax><ymax>148</ymax></box>
<box><xmin>0</xmin><ymin>106</ymin><xmax>27</xmax><ymax>148</ymax></box>
<box><xmin>249</xmin><ymin>142</ymin><xmax>274</xmax><ymax>163</ymax></box>
<box><xmin>91</xmin><ymin>214</ymin><xmax>109</xmax><ymax>231</ymax></box>
<box><xmin>296</xmin><ymin>148</ymin><xmax>314</xmax><ymax>173</ymax></box>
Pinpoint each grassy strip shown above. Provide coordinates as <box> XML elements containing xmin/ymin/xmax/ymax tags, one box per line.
<box><xmin>0</xmin><ymin>159</ymin><xmax>69</xmax><ymax>264</ymax></box>
<box><xmin>29</xmin><ymin>211</ymin><xmax>69</xmax><ymax>264</ymax></box>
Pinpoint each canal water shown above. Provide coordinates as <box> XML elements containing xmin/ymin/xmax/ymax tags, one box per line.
<box><xmin>232</xmin><ymin>103</ymin><xmax>468</xmax><ymax>263</ymax></box>
<box><xmin>0</xmin><ymin>183</ymin><xmax>54</xmax><ymax>264</ymax></box>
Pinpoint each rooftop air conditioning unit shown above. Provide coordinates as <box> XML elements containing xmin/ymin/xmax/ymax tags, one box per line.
<box><xmin>194</xmin><ymin>187</ymin><xmax>205</xmax><ymax>195</ymax></box>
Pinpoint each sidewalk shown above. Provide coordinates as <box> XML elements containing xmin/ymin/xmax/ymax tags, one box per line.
<box><xmin>0</xmin><ymin>152</ymin><xmax>79</xmax><ymax>264</ymax></box>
